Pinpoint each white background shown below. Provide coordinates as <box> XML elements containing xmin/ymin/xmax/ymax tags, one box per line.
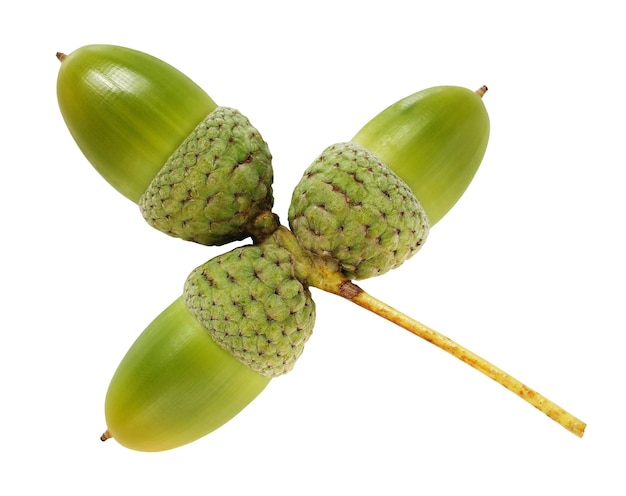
<box><xmin>2</xmin><ymin>1</ymin><xmax>624</xmax><ymax>494</ymax></box>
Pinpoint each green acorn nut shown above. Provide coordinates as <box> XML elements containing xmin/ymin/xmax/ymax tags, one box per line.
<box><xmin>103</xmin><ymin>297</ymin><xmax>270</xmax><ymax>452</ymax></box>
<box><xmin>57</xmin><ymin>45</ymin><xmax>274</xmax><ymax>246</ymax></box>
<box><xmin>353</xmin><ymin>86</ymin><xmax>490</xmax><ymax>227</ymax></box>
<box><xmin>288</xmin><ymin>142</ymin><xmax>429</xmax><ymax>280</ymax></box>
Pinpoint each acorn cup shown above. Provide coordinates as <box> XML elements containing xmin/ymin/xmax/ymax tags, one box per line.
<box><xmin>288</xmin><ymin>142</ymin><xmax>430</xmax><ymax>280</ymax></box>
<box><xmin>183</xmin><ymin>237</ymin><xmax>316</xmax><ymax>378</ymax></box>
<box><xmin>57</xmin><ymin>45</ymin><xmax>273</xmax><ymax>246</ymax></box>
<box><xmin>57</xmin><ymin>46</ymin><xmax>586</xmax><ymax>452</ymax></box>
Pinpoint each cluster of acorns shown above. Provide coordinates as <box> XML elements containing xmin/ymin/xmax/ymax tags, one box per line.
<box><xmin>58</xmin><ymin>44</ymin><xmax>558</xmax><ymax>452</ymax></box>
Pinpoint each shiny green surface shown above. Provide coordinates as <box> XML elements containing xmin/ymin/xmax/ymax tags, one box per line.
<box><xmin>57</xmin><ymin>45</ymin><xmax>217</xmax><ymax>202</ymax></box>
<box><xmin>352</xmin><ymin>86</ymin><xmax>490</xmax><ymax>226</ymax></box>
<box><xmin>105</xmin><ymin>297</ymin><xmax>270</xmax><ymax>452</ymax></box>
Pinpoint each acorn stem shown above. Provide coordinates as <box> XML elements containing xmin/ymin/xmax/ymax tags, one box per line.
<box><xmin>337</xmin><ymin>280</ymin><xmax>586</xmax><ymax>438</ymax></box>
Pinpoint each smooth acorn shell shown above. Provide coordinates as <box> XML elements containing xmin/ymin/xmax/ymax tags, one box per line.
<box><xmin>104</xmin><ymin>297</ymin><xmax>269</xmax><ymax>452</ymax></box>
<box><xmin>57</xmin><ymin>44</ymin><xmax>217</xmax><ymax>202</ymax></box>
<box><xmin>352</xmin><ymin>86</ymin><xmax>490</xmax><ymax>226</ymax></box>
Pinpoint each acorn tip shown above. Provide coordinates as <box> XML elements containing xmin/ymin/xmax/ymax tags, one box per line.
<box><xmin>475</xmin><ymin>85</ymin><xmax>488</xmax><ymax>97</ymax></box>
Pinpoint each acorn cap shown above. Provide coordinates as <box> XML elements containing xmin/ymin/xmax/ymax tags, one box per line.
<box><xmin>288</xmin><ymin>142</ymin><xmax>429</xmax><ymax>280</ymax></box>
<box><xmin>139</xmin><ymin>107</ymin><xmax>274</xmax><ymax>246</ymax></box>
<box><xmin>184</xmin><ymin>240</ymin><xmax>316</xmax><ymax>378</ymax></box>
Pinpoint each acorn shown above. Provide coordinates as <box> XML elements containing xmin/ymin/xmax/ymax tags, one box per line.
<box><xmin>56</xmin><ymin>45</ymin><xmax>273</xmax><ymax>246</ymax></box>
<box><xmin>288</xmin><ymin>86</ymin><xmax>489</xmax><ymax>280</ymax></box>
<box><xmin>104</xmin><ymin>229</ymin><xmax>315</xmax><ymax>451</ymax></box>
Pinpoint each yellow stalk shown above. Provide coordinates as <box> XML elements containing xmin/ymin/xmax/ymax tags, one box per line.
<box><xmin>316</xmin><ymin>274</ymin><xmax>586</xmax><ymax>437</ymax></box>
<box><xmin>275</xmin><ymin>222</ymin><xmax>586</xmax><ymax>437</ymax></box>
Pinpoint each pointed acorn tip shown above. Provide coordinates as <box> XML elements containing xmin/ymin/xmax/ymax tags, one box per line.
<box><xmin>56</xmin><ymin>52</ymin><xmax>66</xmax><ymax>62</ymax></box>
<box><xmin>100</xmin><ymin>429</ymin><xmax>112</xmax><ymax>442</ymax></box>
<box><xmin>475</xmin><ymin>85</ymin><xmax>488</xmax><ymax>98</ymax></box>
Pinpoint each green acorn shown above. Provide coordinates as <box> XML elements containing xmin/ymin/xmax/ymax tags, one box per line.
<box><xmin>57</xmin><ymin>45</ymin><xmax>273</xmax><ymax>245</ymax></box>
<box><xmin>103</xmin><ymin>230</ymin><xmax>315</xmax><ymax>451</ymax></box>
<box><xmin>288</xmin><ymin>85</ymin><xmax>489</xmax><ymax>280</ymax></box>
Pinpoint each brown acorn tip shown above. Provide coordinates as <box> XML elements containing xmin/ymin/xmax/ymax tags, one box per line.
<box><xmin>56</xmin><ymin>52</ymin><xmax>66</xmax><ymax>62</ymax></box>
<box><xmin>475</xmin><ymin>85</ymin><xmax>488</xmax><ymax>97</ymax></box>
<box><xmin>100</xmin><ymin>429</ymin><xmax>112</xmax><ymax>442</ymax></box>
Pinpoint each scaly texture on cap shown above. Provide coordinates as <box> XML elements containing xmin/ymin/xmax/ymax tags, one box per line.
<box><xmin>183</xmin><ymin>241</ymin><xmax>316</xmax><ymax>378</ymax></box>
<box><xmin>139</xmin><ymin>107</ymin><xmax>274</xmax><ymax>246</ymax></box>
<box><xmin>288</xmin><ymin>142</ymin><xmax>429</xmax><ymax>280</ymax></box>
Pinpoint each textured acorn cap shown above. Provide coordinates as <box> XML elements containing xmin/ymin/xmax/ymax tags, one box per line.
<box><xmin>139</xmin><ymin>107</ymin><xmax>274</xmax><ymax>246</ymax></box>
<box><xmin>288</xmin><ymin>142</ymin><xmax>429</xmax><ymax>280</ymax></box>
<box><xmin>183</xmin><ymin>241</ymin><xmax>316</xmax><ymax>378</ymax></box>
